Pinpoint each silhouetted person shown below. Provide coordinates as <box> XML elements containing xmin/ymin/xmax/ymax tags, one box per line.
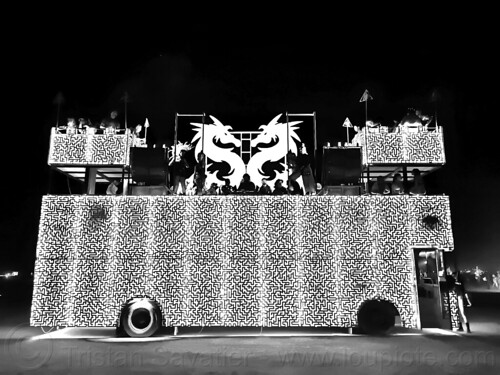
<box><xmin>221</xmin><ymin>179</ymin><xmax>234</xmax><ymax>195</ymax></box>
<box><xmin>391</xmin><ymin>173</ymin><xmax>404</xmax><ymax>195</ymax></box>
<box><xmin>273</xmin><ymin>179</ymin><xmax>288</xmax><ymax>195</ymax></box>
<box><xmin>207</xmin><ymin>182</ymin><xmax>219</xmax><ymax>195</ymax></box>
<box><xmin>409</xmin><ymin>168</ymin><xmax>426</xmax><ymax>195</ymax></box>
<box><xmin>106</xmin><ymin>179</ymin><xmax>120</xmax><ymax>195</ymax></box>
<box><xmin>66</xmin><ymin>117</ymin><xmax>77</xmax><ymax>135</ymax></box>
<box><xmin>370</xmin><ymin>176</ymin><xmax>390</xmax><ymax>195</ymax></box>
<box><xmin>237</xmin><ymin>173</ymin><xmax>256</xmax><ymax>193</ymax></box>
<box><xmin>452</xmin><ymin>270</ymin><xmax>472</xmax><ymax>333</ymax></box>
<box><xmin>351</xmin><ymin>125</ymin><xmax>364</xmax><ymax>146</ymax></box>
<box><xmin>416</xmin><ymin>109</ymin><xmax>433</xmax><ymax>131</ymax></box>
<box><xmin>258</xmin><ymin>179</ymin><xmax>272</xmax><ymax>195</ymax></box>
<box><xmin>194</xmin><ymin>152</ymin><xmax>206</xmax><ymax>195</ymax></box>
<box><xmin>171</xmin><ymin>150</ymin><xmax>190</xmax><ymax>195</ymax></box>
<box><xmin>101</xmin><ymin>110</ymin><xmax>121</xmax><ymax>134</ymax></box>
<box><xmin>398</xmin><ymin>108</ymin><xmax>422</xmax><ymax>133</ymax></box>
<box><xmin>315</xmin><ymin>182</ymin><xmax>326</xmax><ymax>196</ymax></box>
<box><xmin>297</xmin><ymin>143</ymin><xmax>316</xmax><ymax>195</ymax></box>
<box><xmin>287</xmin><ymin>179</ymin><xmax>303</xmax><ymax>195</ymax></box>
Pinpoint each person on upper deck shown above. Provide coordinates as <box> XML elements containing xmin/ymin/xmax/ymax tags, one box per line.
<box><xmin>370</xmin><ymin>176</ymin><xmax>390</xmax><ymax>195</ymax></box>
<box><xmin>194</xmin><ymin>152</ymin><xmax>206</xmax><ymax>195</ymax></box>
<box><xmin>287</xmin><ymin>179</ymin><xmax>303</xmax><ymax>195</ymax></box>
<box><xmin>106</xmin><ymin>179</ymin><xmax>120</xmax><ymax>195</ymax></box>
<box><xmin>409</xmin><ymin>168</ymin><xmax>426</xmax><ymax>195</ymax></box>
<box><xmin>258</xmin><ymin>179</ymin><xmax>272</xmax><ymax>195</ymax></box>
<box><xmin>391</xmin><ymin>173</ymin><xmax>405</xmax><ymax>195</ymax></box>
<box><xmin>351</xmin><ymin>125</ymin><xmax>365</xmax><ymax>146</ymax></box>
<box><xmin>297</xmin><ymin>143</ymin><xmax>316</xmax><ymax>195</ymax></box>
<box><xmin>101</xmin><ymin>110</ymin><xmax>121</xmax><ymax>134</ymax></box>
<box><xmin>398</xmin><ymin>108</ymin><xmax>422</xmax><ymax>133</ymax></box>
<box><xmin>237</xmin><ymin>173</ymin><xmax>256</xmax><ymax>193</ymax></box>
<box><xmin>273</xmin><ymin>179</ymin><xmax>288</xmax><ymax>195</ymax></box>
<box><xmin>65</xmin><ymin>117</ymin><xmax>78</xmax><ymax>135</ymax></box>
<box><xmin>207</xmin><ymin>182</ymin><xmax>219</xmax><ymax>195</ymax></box>
<box><xmin>171</xmin><ymin>149</ymin><xmax>190</xmax><ymax>195</ymax></box>
<box><xmin>221</xmin><ymin>179</ymin><xmax>234</xmax><ymax>195</ymax></box>
<box><xmin>416</xmin><ymin>109</ymin><xmax>433</xmax><ymax>131</ymax></box>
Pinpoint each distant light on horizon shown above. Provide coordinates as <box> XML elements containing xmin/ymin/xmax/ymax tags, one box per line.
<box><xmin>0</xmin><ymin>271</ymin><xmax>19</xmax><ymax>278</ymax></box>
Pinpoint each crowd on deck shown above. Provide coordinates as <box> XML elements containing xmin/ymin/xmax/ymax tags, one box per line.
<box><xmin>56</xmin><ymin>108</ymin><xmax>430</xmax><ymax>198</ymax></box>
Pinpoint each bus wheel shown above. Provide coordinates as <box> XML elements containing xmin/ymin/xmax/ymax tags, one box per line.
<box><xmin>357</xmin><ymin>300</ymin><xmax>396</xmax><ymax>335</ymax></box>
<box><xmin>119</xmin><ymin>298</ymin><xmax>162</xmax><ymax>338</ymax></box>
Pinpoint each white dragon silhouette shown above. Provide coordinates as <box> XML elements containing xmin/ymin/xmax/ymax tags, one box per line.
<box><xmin>246</xmin><ymin>113</ymin><xmax>303</xmax><ymax>188</ymax></box>
<box><xmin>190</xmin><ymin>115</ymin><xmax>246</xmax><ymax>187</ymax></box>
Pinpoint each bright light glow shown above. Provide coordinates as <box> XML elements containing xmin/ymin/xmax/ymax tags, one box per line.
<box><xmin>0</xmin><ymin>271</ymin><xmax>18</xmax><ymax>278</ymax></box>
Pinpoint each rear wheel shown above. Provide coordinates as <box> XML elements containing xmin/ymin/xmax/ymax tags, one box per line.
<box><xmin>118</xmin><ymin>298</ymin><xmax>162</xmax><ymax>338</ymax></box>
<box><xmin>357</xmin><ymin>300</ymin><xmax>396</xmax><ymax>335</ymax></box>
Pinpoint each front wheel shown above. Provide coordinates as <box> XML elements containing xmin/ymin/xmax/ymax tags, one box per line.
<box><xmin>357</xmin><ymin>300</ymin><xmax>396</xmax><ymax>335</ymax></box>
<box><xmin>118</xmin><ymin>298</ymin><xmax>162</xmax><ymax>338</ymax></box>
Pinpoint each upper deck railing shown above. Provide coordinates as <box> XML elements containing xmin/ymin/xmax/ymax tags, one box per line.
<box><xmin>361</xmin><ymin>126</ymin><xmax>445</xmax><ymax>166</ymax></box>
<box><xmin>48</xmin><ymin>128</ymin><xmax>132</xmax><ymax>166</ymax></box>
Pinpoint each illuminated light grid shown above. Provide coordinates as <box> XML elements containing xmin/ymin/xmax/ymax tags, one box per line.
<box><xmin>31</xmin><ymin>195</ymin><xmax>454</xmax><ymax>329</ymax></box>
<box><xmin>362</xmin><ymin>130</ymin><xmax>445</xmax><ymax>165</ymax></box>
<box><xmin>48</xmin><ymin>130</ymin><xmax>132</xmax><ymax>165</ymax></box>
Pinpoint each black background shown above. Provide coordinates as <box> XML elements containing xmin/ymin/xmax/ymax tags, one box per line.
<box><xmin>1</xmin><ymin>8</ymin><xmax>498</xmax><ymax>276</ymax></box>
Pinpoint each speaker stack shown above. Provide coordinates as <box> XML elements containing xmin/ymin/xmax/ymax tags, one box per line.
<box><xmin>321</xmin><ymin>147</ymin><xmax>362</xmax><ymax>195</ymax></box>
<box><xmin>129</xmin><ymin>148</ymin><xmax>167</xmax><ymax>195</ymax></box>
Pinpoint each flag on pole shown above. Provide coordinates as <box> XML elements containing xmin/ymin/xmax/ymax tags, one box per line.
<box><xmin>342</xmin><ymin>117</ymin><xmax>353</xmax><ymax>128</ymax></box>
<box><xmin>359</xmin><ymin>89</ymin><xmax>373</xmax><ymax>102</ymax></box>
<box><xmin>144</xmin><ymin>118</ymin><xmax>150</xmax><ymax>128</ymax></box>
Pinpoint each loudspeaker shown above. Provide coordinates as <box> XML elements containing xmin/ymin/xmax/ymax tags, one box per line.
<box><xmin>130</xmin><ymin>148</ymin><xmax>167</xmax><ymax>185</ymax></box>
<box><xmin>321</xmin><ymin>147</ymin><xmax>362</xmax><ymax>186</ymax></box>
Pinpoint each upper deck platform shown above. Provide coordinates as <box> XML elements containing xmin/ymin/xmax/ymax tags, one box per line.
<box><xmin>48</xmin><ymin>128</ymin><xmax>133</xmax><ymax>183</ymax></box>
<box><xmin>360</xmin><ymin>126</ymin><xmax>445</xmax><ymax>178</ymax></box>
<box><xmin>48</xmin><ymin>124</ymin><xmax>446</xmax><ymax>184</ymax></box>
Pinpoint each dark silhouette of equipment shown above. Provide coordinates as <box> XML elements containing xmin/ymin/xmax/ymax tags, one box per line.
<box><xmin>321</xmin><ymin>147</ymin><xmax>362</xmax><ymax>193</ymax></box>
<box><xmin>130</xmin><ymin>148</ymin><xmax>167</xmax><ymax>186</ymax></box>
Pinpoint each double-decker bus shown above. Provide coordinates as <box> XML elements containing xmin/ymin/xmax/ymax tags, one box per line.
<box><xmin>31</xmin><ymin>114</ymin><xmax>459</xmax><ymax>337</ymax></box>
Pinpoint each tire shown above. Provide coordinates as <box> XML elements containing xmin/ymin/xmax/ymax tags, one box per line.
<box><xmin>357</xmin><ymin>300</ymin><xmax>396</xmax><ymax>335</ymax></box>
<box><xmin>119</xmin><ymin>298</ymin><xmax>161</xmax><ymax>338</ymax></box>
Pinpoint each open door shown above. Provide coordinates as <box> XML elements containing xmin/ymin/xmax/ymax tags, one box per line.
<box><xmin>414</xmin><ymin>248</ymin><xmax>452</xmax><ymax>328</ymax></box>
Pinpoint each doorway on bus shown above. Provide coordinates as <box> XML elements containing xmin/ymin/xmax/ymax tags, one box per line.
<box><xmin>413</xmin><ymin>248</ymin><xmax>451</xmax><ymax>328</ymax></box>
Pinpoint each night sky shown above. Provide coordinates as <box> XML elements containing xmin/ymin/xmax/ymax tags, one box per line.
<box><xmin>1</xmin><ymin>13</ymin><xmax>498</xmax><ymax>274</ymax></box>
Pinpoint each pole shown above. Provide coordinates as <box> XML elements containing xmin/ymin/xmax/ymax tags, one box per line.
<box><xmin>202</xmin><ymin>113</ymin><xmax>206</xmax><ymax>176</ymax></box>
<box><xmin>365</xmin><ymin>100</ymin><xmax>368</xmax><ymax>127</ymax></box>
<box><xmin>174</xmin><ymin>113</ymin><xmax>179</xmax><ymax>161</ymax></box>
<box><xmin>56</xmin><ymin>102</ymin><xmax>61</xmax><ymax>127</ymax></box>
<box><xmin>286</xmin><ymin>112</ymin><xmax>290</xmax><ymax>183</ymax></box>
<box><xmin>124</xmin><ymin>99</ymin><xmax>128</xmax><ymax>130</ymax></box>
<box><xmin>435</xmin><ymin>101</ymin><xmax>438</xmax><ymax>129</ymax></box>
<box><xmin>313</xmin><ymin>111</ymin><xmax>317</xmax><ymax>156</ymax></box>
<box><xmin>122</xmin><ymin>91</ymin><xmax>129</xmax><ymax>130</ymax></box>
<box><xmin>313</xmin><ymin>111</ymin><xmax>317</xmax><ymax>178</ymax></box>
<box><xmin>53</xmin><ymin>92</ymin><xmax>64</xmax><ymax>127</ymax></box>
<box><xmin>201</xmin><ymin>113</ymin><xmax>205</xmax><ymax>153</ymax></box>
